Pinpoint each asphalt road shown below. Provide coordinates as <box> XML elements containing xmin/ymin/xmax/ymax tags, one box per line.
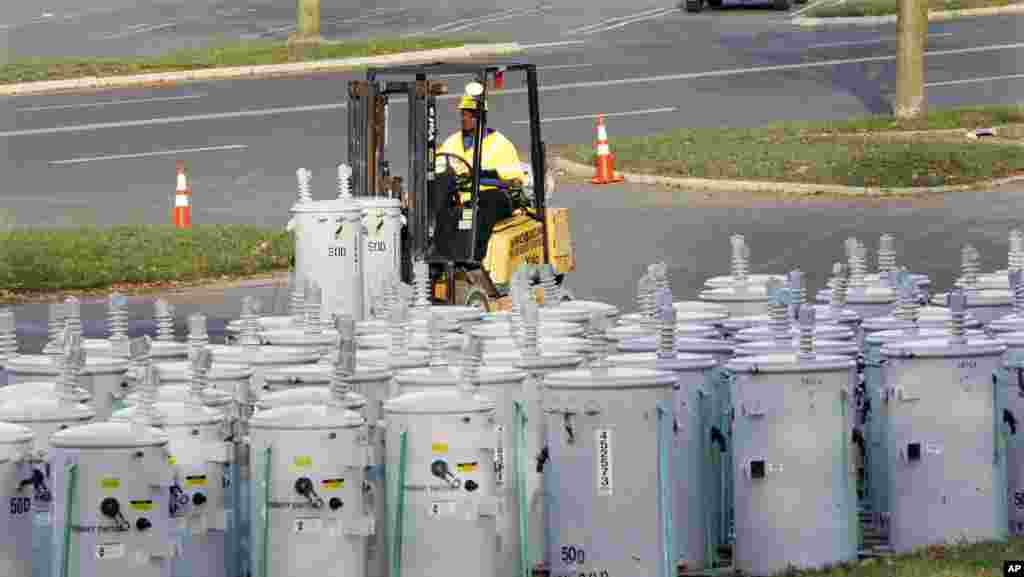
<box><xmin>1</xmin><ymin>10</ymin><xmax>1022</xmax><ymax>228</ymax></box>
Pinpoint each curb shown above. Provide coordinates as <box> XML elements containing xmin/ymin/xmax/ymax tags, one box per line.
<box><xmin>0</xmin><ymin>42</ymin><xmax>523</xmax><ymax>97</ymax></box>
<box><xmin>791</xmin><ymin>2</ymin><xmax>1024</xmax><ymax>26</ymax></box>
<box><xmin>550</xmin><ymin>155</ymin><xmax>1024</xmax><ymax>196</ymax></box>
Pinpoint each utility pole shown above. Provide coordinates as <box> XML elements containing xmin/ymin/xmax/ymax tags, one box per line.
<box><xmin>295</xmin><ymin>0</ymin><xmax>321</xmax><ymax>41</ymax></box>
<box><xmin>894</xmin><ymin>0</ymin><xmax>928</xmax><ymax>118</ymax></box>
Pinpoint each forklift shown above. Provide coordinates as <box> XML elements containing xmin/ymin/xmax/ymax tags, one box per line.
<box><xmin>347</xmin><ymin>62</ymin><xmax>576</xmax><ymax>311</ymax></box>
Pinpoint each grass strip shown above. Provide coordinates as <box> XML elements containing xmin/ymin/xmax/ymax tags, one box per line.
<box><xmin>805</xmin><ymin>0</ymin><xmax>1019</xmax><ymax>17</ymax></box>
<box><xmin>553</xmin><ymin>104</ymin><xmax>1024</xmax><ymax>188</ymax></box>
<box><xmin>778</xmin><ymin>537</ymin><xmax>1023</xmax><ymax>576</ymax></box>
<box><xmin>0</xmin><ymin>36</ymin><xmax>490</xmax><ymax>84</ymax></box>
<box><xmin>0</xmin><ymin>224</ymin><xmax>293</xmax><ymax>296</ymax></box>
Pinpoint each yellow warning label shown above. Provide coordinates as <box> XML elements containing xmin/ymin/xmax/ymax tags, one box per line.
<box><xmin>321</xmin><ymin>479</ymin><xmax>345</xmax><ymax>491</ymax></box>
<box><xmin>185</xmin><ymin>476</ymin><xmax>208</xmax><ymax>487</ymax></box>
<box><xmin>129</xmin><ymin>500</ymin><xmax>154</xmax><ymax>512</ymax></box>
<box><xmin>293</xmin><ymin>456</ymin><xmax>313</xmax><ymax>469</ymax></box>
<box><xmin>100</xmin><ymin>478</ymin><xmax>120</xmax><ymax>490</ymax></box>
<box><xmin>431</xmin><ymin>442</ymin><xmax>449</xmax><ymax>454</ymax></box>
<box><xmin>456</xmin><ymin>462</ymin><xmax>478</xmax><ymax>473</ymax></box>
<box><xmin>168</xmin><ymin>456</ymin><xmax>177</xmax><ymax>465</ymax></box>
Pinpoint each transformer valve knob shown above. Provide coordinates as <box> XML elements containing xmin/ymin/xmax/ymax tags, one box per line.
<box><xmin>192</xmin><ymin>493</ymin><xmax>207</xmax><ymax>506</ymax></box>
<box><xmin>100</xmin><ymin>498</ymin><xmax>120</xmax><ymax>518</ymax></box>
<box><xmin>136</xmin><ymin>517</ymin><xmax>152</xmax><ymax>532</ymax></box>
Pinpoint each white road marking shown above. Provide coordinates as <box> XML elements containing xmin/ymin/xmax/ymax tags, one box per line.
<box><xmin>809</xmin><ymin>32</ymin><xmax>954</xmax><ymax>49</ymax></box>
<box><xmin>926</xmin><ymin>72</ymin><xmax>1024</xmax><ymax>87</ymax></box>
<box><xmin>49</xmin><ymin>144</ymin><xmax>248</xmax><ymax>165</ymax></box>
<box><xmin>566</xmin><ymin>6</ymin><xmax>675</xmax><ymax>35</ymax></box>
<box><xmin>789</xmin><ymin>0</ymin><xmax>844</xmax><ymax>17</ymax></box>
<box><xmin>4</xmin><ymin>40</ymin><xmax>1024</xmax><ymax>139</ymax></box>
<box><xmin>511</xmin><ymin>106</ymin><xmax>677</xmax><ymax>123</ymax></box>
<box><xmin>444</xmin><ymin>7</ymin><xmax>549</xmax><ymax>33</ymax></box>
<box><xmin>405</xmin><ymin>8</ymin><xmax>535</xmax><ymax>36</ymax></box>
<box><xmin>0</xmin><ymin>6</ymin><xmax>122</xmax><ymax>30</ymax></box>
<box><xmin>519</xmin><ymin>39</ymin><xmax>588</xmax><ymax>50</ymax></box>
<box><xmin>437</xmin><ymin>63</ymin><xmax>594</xmax><ymax>79</ymax></box>
<box><xmin>581</xmin><ymin>8</ymin><xmax>680</xmax><ymax>35</ymax></box>
<box><xmin>100</xmin><ymin>21</ymin><xmax>179</xmax><ymax>40</ymax></box>
<box><xmin>17</xmin><ymin>94</ymin><xmax>207</xmax><ymax>112</ymax></box>
<box><xmin>325</xmin><ymin>7</ymin><xmax>410</xmax><ymax>27</ymax></box>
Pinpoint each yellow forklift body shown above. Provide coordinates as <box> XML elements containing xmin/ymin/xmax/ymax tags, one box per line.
<box><xmin>483</xmin><ymin>208</ymin><xmax>575</xmax><ymax>286</ymax></box>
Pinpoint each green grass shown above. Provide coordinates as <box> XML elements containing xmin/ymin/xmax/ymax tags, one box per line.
<box><xmin>805</xmin><ymin>0</ymin><xmax>1018</xmax><ymax>17</ymax></box>
<box><xmin>770</xmin><ymin>536</ymin><xmax>1023</xmax><ymax>576</ymax></box>
<box><xmin>0</xmin><ymin>225</ymin><xmax>293</xmax><ymax>298</ymax></box>
<box><xmin>554</xmin><ymin>104</ymin><xmax>1024</xmax><ymax>188</ymax></box>
<box><xmin>0</xmin><ymin>35</ymin><xmax>492</xmax><ymax>84</ymax></box>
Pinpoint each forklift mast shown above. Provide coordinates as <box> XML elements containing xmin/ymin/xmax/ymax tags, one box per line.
<box><xmin>347</xmin><ymin>63</ymin><xmax>548</xmax><ymax>287</ymax></box>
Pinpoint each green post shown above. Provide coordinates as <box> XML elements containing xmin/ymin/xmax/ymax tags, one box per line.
<box><xmin>295</xmin><ymin>0</ymin><xmax>321</xmax><ymax>40</ymax></box>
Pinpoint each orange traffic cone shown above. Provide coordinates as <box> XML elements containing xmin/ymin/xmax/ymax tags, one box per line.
<box><xmin>173</xmin><ymin>160</ymin><xmax>192</xmax><ymax>228</ymax></box>
<box><xmin>591</xmin><ymin>114</ymin><xmax>624</xmax><ymax>184</ymax></box>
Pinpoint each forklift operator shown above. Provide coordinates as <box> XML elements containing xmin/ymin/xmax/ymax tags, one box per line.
<box><xmin>434</xmin><ymin>85</ymin><xmax>527</xmax><ymax>262</ymax></box>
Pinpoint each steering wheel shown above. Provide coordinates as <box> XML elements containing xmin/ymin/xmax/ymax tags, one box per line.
<box><xmin>435</xmin><ymin>152</ymin><xmax>473</xmax><ymax>178</ymax></box>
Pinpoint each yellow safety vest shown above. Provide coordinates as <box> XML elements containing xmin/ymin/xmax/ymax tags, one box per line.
<box><xmin>436</xmin><ymin>129</ymin><xmax>525</xmax><ymax>197</ymax></box>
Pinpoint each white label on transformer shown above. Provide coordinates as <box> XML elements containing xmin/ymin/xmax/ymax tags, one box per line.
<box><xmin>95</xmin><ymin>543</ymin><xmax>125</xmax><ymax>560</ymax></box>
<box><xmin>596</xmin><ymin>428</ymin><xmax>613</xmax><ymax>496</ymax></box>
<box><xmin>495</xmin><ymin>424</ymin><xmax>505</xmax><ymax>487</ymax></box>
<box><xmin>428</xmin><ymin>501</ymin><xmax>457</xmax><ymax>519</ymax></box>
<box><xmin>294</xmin><ymin>518</ymin><xmax>323</xmax><ymax>534</ymax></box>
<box><xmin>926</xmin><ymin>442</ymin><xmax>943</xmax><ymax>456</ymax></box>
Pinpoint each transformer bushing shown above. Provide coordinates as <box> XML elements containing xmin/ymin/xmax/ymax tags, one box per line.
<box><xmin>879</xmin><ymin>290</ymin><xmax>1009</xmax><ymax>553</ymax></box>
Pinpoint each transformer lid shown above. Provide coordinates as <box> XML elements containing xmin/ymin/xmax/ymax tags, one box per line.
<box><xmin>469</xmin><ymin>320</ymin><xmax>584</xmax><ymax>339</ymax></box>
<box><xmin>482</xmin><ymin>306</ymin><xmax>592</xmax><ymax>325</ymax></box>
<box><xmin>880</xmin><ymin>336</ymin><xmax>1007</xmax><ymax>358</ymax></box>
<box><xmin>383</xmin><ymin>389</ymin><xmax>495</xmax><ymax>415</ymax></box>
<box><xmin>207</xmin><ymin>344</ymin><xmax>321</xmax><ymax>365</ymax></box>
<box><xmin>841</xmin><ymin>285</ymin><xmax>898</xmax><ymax>304</ymax></box>
<box><xmin>483</xmin><ymin>350</ymin><xmax>584</xmax><ymax>370</ymax></box>
<box><xmin>673</xmin><ymin>300</ymin><xmax>730</xmax><ymax>317</ymax></box>
<box><xmin>82</xmin><ymin>339</ymin><xmax>188</xmax><ymax>359</ymax></box>
<box><xmin>51</xmin><ymin>421</ymin><xmax>168</xmax><ymax>448</ymax></box>
<box><xmin>988</xmin><ymin>315</ymin><xmax>1024</xmax><ymax>334</ymax></box>
<box><xmin>556</xmin><ymin>300</ymin><xmax>620</xmax><ymax>319</ymax></box>
<box><xmin>0</xmin><ymin>398</ymin><xmax>96</xmax><ymax>422</ymax></box>
<box><xmin>735</xmin><ymin>323</ymin><xmax>855</xmax><ymax>343</ymax></box>
<box><xmin>409</xmin><ymin>306</ymin><xmax>483</xmax><ymax>324</ymax></box>
<box><xmin>617</xmin><ymin>336</ymin><xmax>734</xmax><ymax>355</ymax></box>
<box><xmin>721</xmin><ymin>314</ymin><xmax>769</xmax><ymax>332</ymax></box>
<box><xmin>606</xmin><ymin>323</ymin><xmax>718</xmax><ymax>342</ymax></box>
<box><xmin>4</xmin><ymin>353</ymin><xmax>130</xmax><ymax>374</ymax></box>
<box><xmin>131</xmin><ymin>361</ymin><xmax>254</xmax><ymax>382</ymax></box>
<box><xmin>734</xmin><ymin>338</ymin><xmax>860</xmax><ymax>357</ymax></box>
<box><xmin>358</xmin><ymin>331</ymin><xmax>463</xmax><ymax>350</ymax></box>
<box><xmin>289</xmin><ymin>198</ymin><xmax>360</xmax><ymax>215</ymax></box>
<box><xmin>356</xmin><ymin>197</ymin><xmax>402</xmax><ymax>209</ymax></box>
<box><xmin>225</xmin><ymin>315</ymin><xmax>297</xmax><ymax>333</ymax></box>
<box><xmin>862</xmin><ymin>314</ymin><xmax>982</xmax><ymax>333</ymax></box>
<box><xmin>111</xmin><ymin>401</ymin><xmax>223</xmax><ymax>426</ymax></box>
<box><xmin>703</xmin><ymin>273</ymin><xmax>786</xmax><ymax>289</ymax></box>
<box><xmin>0</xmin><ymin>381</ymin><xmax>91</xmax><ymax>403</ymax></box>
<box><xmin>482</xmin><ymin>336</ymin><xmax>588</xmax><ymax>353</ymax></box>
<box><xmin>394</xmin><ymin>366</ymin><xmax>528</xmax><ymax>386</ymax></box>
<box><xmin>811</xmin><ymin>305</ymin><xmax>862</xmax><ymax>324</ymax></box>
<box><xmin>357</xmin><ymin>318</ymin><xmax>460</xmax><ymax>335</ymax></box>
<box><xmin>357</xmin><ymin>349</ymin><xmax>430</xmax><ymax>370</ymax></box>
<box><xmin>259</xmin><ymin>329</ymin><xmax>337</xmax><ymax>346</ymax></box>
<box><xmin>725</xmin><ymin>353</ymin><xmax>856</xmax><ymax>373</ymax></box>
<box><xmin>263</xmin><ymin>363</ymin><xmax>393</xmax><ymax>384</ymax></box>
<box><xmin>0</xmin><ymin>422</ymin><xmax>34</xmax><ymax>445</ymax></box>
<box><xmin>867</xmin><ymin>328</ymin><xmax>986</xmax><ymax>346</ymax></box>
<box><xmin>931</xmin><ymin>290</ymin><xmax>1013</xmax><ymax>307</ymax></box>
<box><xmin>125</xmin><ymin>384</ymin><xmax>233</xmax><ymax>407</ymax></box>
<box><xmin>249</xmin><ymin>404</ymin><xmax>365</xmax><ymax>429</ymax></box>
<box><xmin>614</xmin><ymin>310</ymin><xmax>728</xmax><ymax>325</ymax></box>
<box><xmin>607</xmin><ymin>352</ymin><xmax>717</xmax><ymax>372</ymax></box>
<box><xmin>255</xmin><ymin>387</ymin><xmax>367</xmax><ymax>411</ymax></box>
<box><xmin>544</xmin><ymin>366</ymin><xmax>677</xmax><ymax>389</ymax></box>
<box><xmin>698</xmin><ymin>285</ymin><xmax>769</xmax><ymax>302</ymax></box>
